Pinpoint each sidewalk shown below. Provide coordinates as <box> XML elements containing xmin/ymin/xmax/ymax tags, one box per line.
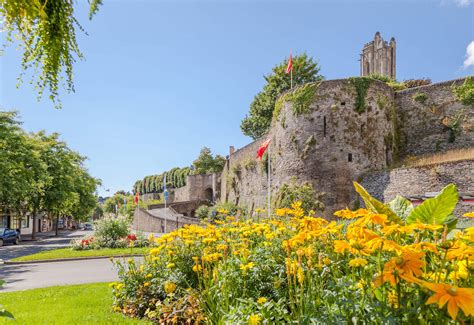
<box><xmin>20</xmin><ymin>231</ymin><xmax>59</xmax><ymax>242</ymax></box>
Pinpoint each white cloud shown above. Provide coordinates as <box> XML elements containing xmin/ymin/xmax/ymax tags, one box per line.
<box><xmin>452</xmin><ymin>0</ymin><xmax>473</xmax><ymax>6</ymax></box>
<box><xmin>464</xmin><ymin>41</ymin><xmax>474</xmax><ymax>69</ymax></box>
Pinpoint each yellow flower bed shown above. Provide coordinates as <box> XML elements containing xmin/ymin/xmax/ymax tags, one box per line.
<box><xmin>112</xmin><ymin>195</ymin><xmax>474</xmax><ymax>323</ymax></box>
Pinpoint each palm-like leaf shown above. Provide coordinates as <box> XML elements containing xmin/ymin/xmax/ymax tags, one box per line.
<box><xmin>353</xmin><ymin>182</ymin><xmax>402</xmax><ymax>224</ymax></box>
<box><xmin>389</xmin><ymin>196</ymin><xmax>413</xmax><ymax>221</ymax></box>
<box><xmin>406</xmin><ymin>184</ymin><xmax>458</xmax><ymax>225</ymax></box>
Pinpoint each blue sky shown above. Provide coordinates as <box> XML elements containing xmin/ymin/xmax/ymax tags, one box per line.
<box><xmin>1</xmin><ymin>0</ymin><xmax>473</xmax><ymax>196</ymax></box>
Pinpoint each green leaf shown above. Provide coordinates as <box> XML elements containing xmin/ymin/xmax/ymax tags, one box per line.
<box><xmin>388</xmin><ymin>195</ymin><xmax>413</xmax><ymax>220</ymax></box>
<box><xmin>0</xmin><ymin>306</ymin><xmax>14</xmax><ymax>319</ymax></box>
<box><xmin>406</xmin><ymin>184</ymin><xmax>458</xmax><ymax>225</ymax></box>
<box><xmin>443</xmin><ymin>214</ymin><xmax>458</xmax><ymax>232</ymax></box>
<box><xmin>353</xmin><ymin>182</ymin><xmax>402</xmax><ymax>224</ymax></box>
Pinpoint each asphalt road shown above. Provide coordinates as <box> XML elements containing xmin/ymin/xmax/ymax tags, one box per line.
<box><xmin>0</xmin><ymin>257</ymin><xmax>141</xmax><ymax>292</ymax></box>
<box><xmin>0</xmin><ymin>230</ymin><xmax>90</xmax><ymax>261</ymax></box>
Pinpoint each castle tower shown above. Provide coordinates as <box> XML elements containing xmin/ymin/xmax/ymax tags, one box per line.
<box><xmin>360</xmin><ymin>32</ymin><xmax>396</xmax><ymax>79</ymax></box>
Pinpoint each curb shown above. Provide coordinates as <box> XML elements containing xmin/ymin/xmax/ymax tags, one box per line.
<box><xmin>3</xmin><ymin>254</ymin><xmax>145</xmax><ymax>265</ymax></box>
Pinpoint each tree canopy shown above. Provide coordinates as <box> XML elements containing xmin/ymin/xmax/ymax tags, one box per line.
<box><xmin>191</xmin><ymin>147</ymin><xmax>226</xmax><ymax>175</ymax></box>
<box><xmin>0</xmin><ymin>111</ymin><xmax>100</xmax><ymax>233</ymax></box>
<box><xmin>240</xmin><ymin>53</ymin><xmax>324</xmax><ymax>139</ymax></box>
<box><xmin>0</xmin><ymin>0</ymin><xmax>102</xmax><ymax>107</ymax></box>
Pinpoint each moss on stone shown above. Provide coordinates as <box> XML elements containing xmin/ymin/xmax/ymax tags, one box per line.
<box><xmin>302</xmin><ymin>135</ymin><xmax>316</xmax><ymax>160</ymax></box>
<box><xmin>348</xmin><ymin>77</ymin><xmax>373</xmax><ymax>114</ymax></box>
<box><xmin>412</xmin><ymin>91</ymin><xmax>428</xmax><ymax>104</ymax></box>
<box><xmin>273</xmin><ymin>82</ymin><xmax>320</xmax><ymax>121</ymax></box>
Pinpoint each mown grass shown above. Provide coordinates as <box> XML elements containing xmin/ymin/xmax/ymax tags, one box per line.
<box><xmin>10</xmin><ymin>247</ymin><xmax>149</xmax><ymax>262</ymax></box>
<box><xmin>0</xmin><ymin>283</ymin><xmax>149</xmax><ymax>324</ymax></box>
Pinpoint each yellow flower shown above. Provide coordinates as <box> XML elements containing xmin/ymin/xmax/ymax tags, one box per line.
<box><xmin>240</xmin><ymin>261</ymin><xmax>255</xmax><ymax>273</ymax></box>
<box><xmin>164</xmin><ymin>281</ymin><xmax>177</xmax><ymax>294</ymax></box>
<box><xmin>192</xmin><ymin>264</ymin><xmax>202</xmax><ymax>272</ymax></box>
<box><xmin>388</xmin><ymin>290</ymin><xmax>399</xmax><ymax>308</ymax></box>
<box><xmin>143</xmin><ymin>282</ymin><xmax>150</xmax><ymax>287</ymax></box>
<box><xmin>146</xmin><ymin>273</ymin><xmax>153</xmax><ymax>278</ymax></box>
<box><xmin>463</xmin><ymin>212</ymin><xmax>474</xmax><ymax>218</ymax></box>
<box><xmin>349</xmin><ymin>258</ymin><xmax>368</xmax><ymax>268</ymax></box>
<box><xmin>297</xmin><ymin>267</ymin><xmax>305</xmax><ymax>285</ymax></box>
<box><xmin>166</xmin><ymin>262</ymin><xmax>175</xmax><ymax>269</ymax></box>
<box><xmin>423</xmin><ymin>282</ymin><xmax>474</xmax><ymax>320</ymax></box>
<box><xmin>248</xmin><ymin>314</ymin><xmax>261</xmax><ymax>325</ymax></box>
<box><xmin>257</xmin><ymin>297</ymin><xmax>267</xmax><ymax>304</ymax></box>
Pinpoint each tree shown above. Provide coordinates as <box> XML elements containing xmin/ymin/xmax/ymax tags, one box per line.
<box><xmin>192</xmin><ymin>147</ymin><xmax>226</xmax><ymax>175</ymax></box>
<box><xmin>0</xmin><ymin>0</ymin><xmax>102</xmax><ymax>107</ymax></box>
<box><xmin>240</xmin><ymin>54</ymin><xmax>323</xmax><ymax>139</ymax></box>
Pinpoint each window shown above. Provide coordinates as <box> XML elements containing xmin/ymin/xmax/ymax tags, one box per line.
<box><xmin>348</xmin><ymin>153</ymin><xmax>353</xmax><ymax>162</ymax></box>
<box><xmin>341</xmin><ymin>102</ymin><xmax>346</xmax><ymax>106</ymax></box>
<box><xmin>361</xmin><ymin>123</ymin><xmax>365</xmax><ymax>133</ymax></box>
<box><xmin>323</xmin><ymin>116</ymin><xmax>327</xmax><ymax>137</ymax></box>
<box><xmin>0</xmin><ymin>215</ymin><xmax>7</xmax><ymax>228</ymax></box>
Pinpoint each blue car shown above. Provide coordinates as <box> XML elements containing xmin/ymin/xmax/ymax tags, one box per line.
<box><xmin>0</xmin><ymin>228</ymin><xmax>20</xmax><ymax>247</ymax></box>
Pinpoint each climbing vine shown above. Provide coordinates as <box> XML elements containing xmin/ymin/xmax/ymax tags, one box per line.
<box><xmin>348</xmin><ymin>77</ymin><xmax>373</xmax><ymax>114</ymax></box>
<box><xmin>452</xmin><ymin>76</ymin><xmax>474</xmax><ymax>108</ymax></box>
<box><xmin>273</xmin><ymin>82</ymin><xmax>320</xmax><ymax>121</ymax></box>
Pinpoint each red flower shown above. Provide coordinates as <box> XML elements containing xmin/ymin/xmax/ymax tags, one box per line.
<box><xmin>127</xmin><ymin>234</ymin><xmax>137</xmax><ymax>241</ymax></box>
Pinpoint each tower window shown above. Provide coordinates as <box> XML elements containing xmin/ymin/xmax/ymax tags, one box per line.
<box><xmin>341</xmin><ymin>102</ymin><xmax>346</xmax><ymax>106</ymax></box>
<box><xmin>323</xmin><ymin>116</ymin><xmax>327</xmax><ymax>137</ymax></box>
<box><xmin>361</xmin><ymin>123</ymin><xmax>365</xmax><ymax>133</ymax></box>
<box><xmin>348</xmin><ymin>153</ymin><xmax>353</xmax><ymax>162</ymax></box>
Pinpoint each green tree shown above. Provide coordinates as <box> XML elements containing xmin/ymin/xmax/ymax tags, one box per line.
<box><xmin>192</xmin><ymin>147</ymin><xmax>226</xmax><ymax>174</ymax></box>
<box><xmin>240</xmin><ymin>54</ymin><xmax>323</xmax><ymax>139</ymax></box>
<box><xmin>0</xmin><ymin>0</ymin><xmax>102</xmax><ymax>107</ymax></box>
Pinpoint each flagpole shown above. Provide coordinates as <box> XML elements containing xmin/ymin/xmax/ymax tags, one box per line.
<box><xmin>267</xmin><ymin>145</ymin><xmax>271</xmax><ymax>219</ymax></box>
<box><xmin>290</xmin><ymin>68</ymin><xmax>293</xmax><ymax>89</ymax></box>
<box><xmin>164</xmin><ymin>173</ymin><xmax>167</xmax><ymax>234</ymax></box>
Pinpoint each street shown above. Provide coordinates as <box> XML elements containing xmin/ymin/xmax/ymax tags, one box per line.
<box><xmin>0</xmin><ymin>230</ymin><xmax>90</xmax><ymax>261</ymax></box>
<box><xmin>0</xmin><ymin>258</ymin><xmax>131</xmax><ymax>292</ymax></box>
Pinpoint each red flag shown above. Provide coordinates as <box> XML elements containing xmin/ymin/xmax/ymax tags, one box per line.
<box><xmin>286</xmin><ymin>53</ymin><xmax>293</xmax><ymax>74</ymax></box>
<box><xmin>134</xmin><ymin>192</ymin><xmax>139</xmax><ymax>205</ymax></box>
<box><xmin>256</xmin><ymin>138</ymin><xmax>271</xmax><ymax>159</ymax></box>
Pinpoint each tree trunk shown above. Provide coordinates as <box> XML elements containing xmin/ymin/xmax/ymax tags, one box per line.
<box><xmin>55</xmin><ymin>216</ymin><xmax>59</xmax><ymax>236</ymax></box>
<box><xmin>31</xmin><ymin>209</ymin><xmax>37</xmax><ymax>240</ymax></box>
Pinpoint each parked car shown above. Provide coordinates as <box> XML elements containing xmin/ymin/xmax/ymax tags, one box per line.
<box><xmin>0</xmin><ymin>228</ymin><xmax>20</xmax><ymax>247</ymax></box>
<box><xmin>83</xmin><ymin>224</ymin><xmax>93</xmax><ymax>231</ymax></box>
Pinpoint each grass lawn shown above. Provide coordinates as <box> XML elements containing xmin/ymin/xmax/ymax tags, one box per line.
<box><xmin>0</xmin><ymin>283</ymin><xmax>149</xmax><ymax>324</ymax></box>
<box><xmin>10</xmin><ymin>247</ymin><xmax>149</xmax><ymax>262</ymax></box>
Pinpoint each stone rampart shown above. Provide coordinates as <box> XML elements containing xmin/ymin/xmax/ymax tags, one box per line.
<box><xmin>360</xmin><ymin>160</ymin><xmax>474</xmax><ymax>217</ymax></box>
<box><xmin>395</xmin><ymin>78</ymin><xmax>473</xmax><ymax>156</ymax></box>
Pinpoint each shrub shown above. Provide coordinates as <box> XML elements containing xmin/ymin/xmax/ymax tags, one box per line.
<box><xmin>196</xmin><ymin>205</ymin><xmax>210</xmax><ymax>220</ymax></box>
<box><xmin>112</xmin><ymin>183</ymin><xmax>474</xmax><ymax>324</ymax></box>
<box><xmin>93</xmin><ymin>214</ymin><xmax>131</xmax><ymax>248</ymax></box>
<box><xmin>207</xmin><ymin>201</ymin><xmax>239</xmax><ymax>221</ymax></box>
<box><xmin>412</xmin><ymin>91</ymin><xmax>428</xmax><ymax>104</ymax></box>
<box><xmin>274</xmin><ymin>178</ymin><xmax>325</xmax><ymax>214</ymax></box>
<box><xmin>452</xmin><ymin>76</ymin><xmax>474</xmax><ymax>107</ymax></box>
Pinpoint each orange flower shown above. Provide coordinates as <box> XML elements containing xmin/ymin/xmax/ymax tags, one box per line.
<box><xmin>423</xmin><ymin>282</ymin><xmax>474</xmax><ymax>320</ymax></box>
<box><xmin>384</xmin><ymin>250</ymin><xmax>425</xmax><ymax>279</ymax></box>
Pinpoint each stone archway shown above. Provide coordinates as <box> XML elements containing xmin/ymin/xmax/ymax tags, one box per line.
<box><xmin>204</xmin><ymin>187</ymin><xmax>213</xmax><ymax>202</ymax></box>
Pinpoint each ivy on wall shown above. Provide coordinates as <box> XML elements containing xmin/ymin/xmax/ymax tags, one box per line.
<box><xmin>273</xmin><ymin>82</ymin><xmax>320</xmax><ymax>121</ymax></box>
<box><xmin>348</xmin><ymin>77</ymin><xmax>373</xmax><ymax>114</ymax></box>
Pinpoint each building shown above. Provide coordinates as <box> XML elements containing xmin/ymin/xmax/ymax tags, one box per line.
<box><xmin>360</xmin><ymin>32</ymin><xmax>396</xmax><ymax>79</ymax></box>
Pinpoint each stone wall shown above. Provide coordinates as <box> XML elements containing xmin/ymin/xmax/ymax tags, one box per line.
<box><xmin>395</xmin><ymin>78</ymin><xmax>473</xmax><ymax>156</ymax></box>
<box><xmin>133</xmin><ymin>208</ymin><xmax>200</xmax><ymax>233</ymax></box>
<box><xmin>221</xmin><ymin>79</ymin><xmax>397</xmax><ymax>216</ymax></box>
<box><xmin>360</xmin><ymin>160</ymin><xmax>474</xmax><ymax>217</ymax></box>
